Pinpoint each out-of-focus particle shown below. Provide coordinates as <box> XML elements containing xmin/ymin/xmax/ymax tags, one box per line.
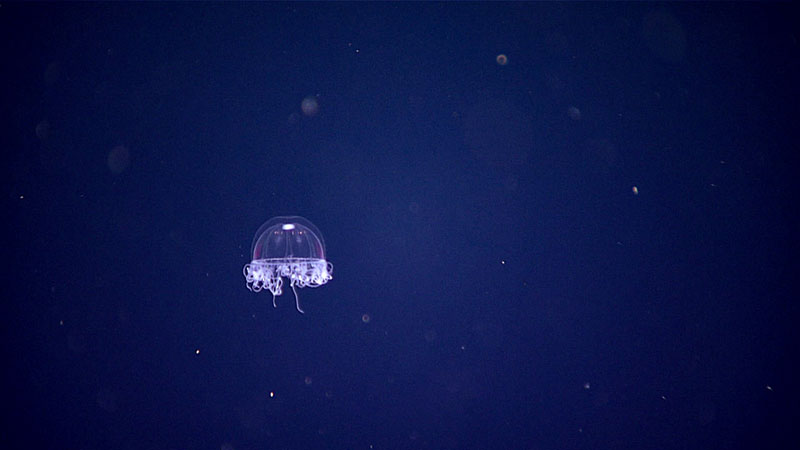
<box><xmin>108</xmin><ymin>145</ymin><xmax>130</xmax><ymax>174</ymax></box>
<box><xmin>301</xmin><ymin>96</ymin><xmax>319</xmax><ymax>116</ymax></box>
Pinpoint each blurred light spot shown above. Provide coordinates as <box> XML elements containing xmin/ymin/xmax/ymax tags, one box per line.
<box><xmin>67</xmin><ymin>332</ymin><xmax>86</xmax><ymax>353</ymax></box>
<box><xmin>632</xmin><ymin>186</ymin><xmax>639</xmax><ymax>195</ymax></box>
<box><xmin>585</xmin><ymin>138</ymin><xmax>618</xmax><ymax>170</ymax></box>
<box><xmin>95</xmin><ymin>388</ymin><xmax>118</xmax><ymax>412</ymax></box>
<box><xmin>567</xmin><ymin>106</ymin><xmax>581</xmax><ymax>120</ymax></box>
<box><xmin>44</xmin><ymin>62</ymin><xmax>61</xmax><ymax>86</ymax></box>
<box><xmin>503</xmin><ymin>174</ymin><xmax>518</xmax><ymax>191</ymax></box>
<box><xmin>107</xmin><ymin>145</ymin><xmax>130</xmax><ymax>174</ymax></box>
<box><xmin>301</xmin><ymin>96</ymin><xmax>319</xmax><ymax>116</ymax></box>
<box><xmin>195</xmin><ymin>349</ymin><xmax>200</xmax><ymax>355</ymax></box>
<box><xmin>463</xmin><ymin>97</ymin><xmax>533</xmax><ymax>168</ymax></box>
<box><xmin>304</xmin><ymin>376</ymin><xmax>313</xmax><ymax>385</ymax></box>
<box><xmin>269</xmin><ymin>391</ymin><xmax>274</xmax><ymax>398</ymax></box>
<box><xmin>641</xmin><ymin>10</ymin><xmax>686</xmax><ymax>63</ymax></box>
<box><xmin>692</xmin><ymin>399</ymin><xmax>716</xmax><ymax>425</ymax></box>
<box><xmin>545</xmin><ymin>71</ymin><xmax>565</xmax><ymax>93</ymax></box>
<box><xmin>544</xmin><ymin>32</ymin><xmax>569</xmax><ymax>56</ymax></box>
<box><xmin>424</xmin><ymin>329</ymin><xmax>437</xmax><ymax>342</ymax></box>
<box><xmin>35</xmin><ymin>120</ymin><xmax>50</xmax><ymax>140</ymax></box>
<box><xmin>583</xmin><ymin>382</ymin><xmax>591</xmax><ymax>390</ymax></box>
<box><xmin>496</xmin><ymin>54</ymin><xmax>508</xmax><ymax>65</ymax></box>
<box><xmin>362</xmin><ymin>313</ymin><xmax>371</xmax><ymax>323</ymax></box>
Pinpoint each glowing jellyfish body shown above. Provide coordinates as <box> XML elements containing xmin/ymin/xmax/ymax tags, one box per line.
<box><xmin>243</xmin><ymin>216</ymin><xmax>333</xmax><ymax>313</ymax></box>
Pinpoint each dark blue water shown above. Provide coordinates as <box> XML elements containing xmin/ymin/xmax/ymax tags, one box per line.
<box><xmin>4</xmin><ymin>3</ymin><xmax>797</xmax><ymax>449</ymax></box>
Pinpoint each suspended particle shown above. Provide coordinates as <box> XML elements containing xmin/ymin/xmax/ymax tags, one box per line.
<box><xmin>301</xmin><ymin>96</ymin><xmax>319</xmax><ymax>116</ymax></box>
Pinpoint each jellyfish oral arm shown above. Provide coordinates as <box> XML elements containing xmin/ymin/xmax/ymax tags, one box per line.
<box><xmin>290</xmin><ymin>282</ymin><xmax>303</xmax><ymax>314</ymax></box>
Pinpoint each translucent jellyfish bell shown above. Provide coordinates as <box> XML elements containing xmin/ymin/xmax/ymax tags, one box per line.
<box><xmin>243</xmin><ymin>216</ymin><xmax>333</xmax><ymax>313</ymax></box>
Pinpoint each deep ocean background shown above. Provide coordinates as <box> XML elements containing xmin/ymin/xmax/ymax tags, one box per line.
<box><xmin>3</xmin><ymin>3</ymin><xmax>798</xmax><ymax>450</ymax></box>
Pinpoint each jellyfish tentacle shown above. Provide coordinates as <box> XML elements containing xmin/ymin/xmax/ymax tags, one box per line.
<box><xmin>291</xmin><ymin>282</ymin><xmax>304</xmax><ymax>314</ymax></box>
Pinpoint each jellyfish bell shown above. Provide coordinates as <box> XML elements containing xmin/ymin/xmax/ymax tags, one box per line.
<box><xmin>243</xmin><ymin>216</ymin><xmax>333</xmax><ymax>313</ymax></box>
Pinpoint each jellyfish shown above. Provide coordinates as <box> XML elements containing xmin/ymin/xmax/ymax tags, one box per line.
<box><xmin>243</xmin><ymin>216</ymin><xmax>332</xmax><ymax>313</ymax></box>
